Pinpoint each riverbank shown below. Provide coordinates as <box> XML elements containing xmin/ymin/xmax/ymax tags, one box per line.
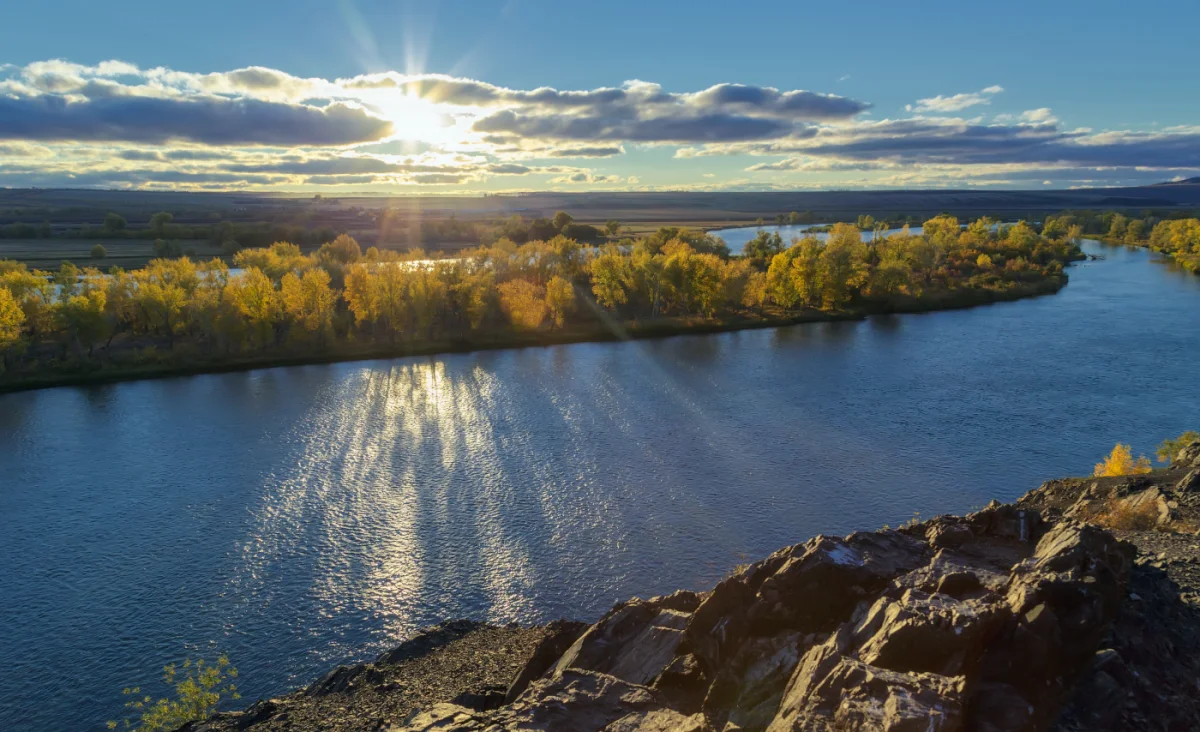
<box><xmin>0</xmin><ymin>276</ymin><xmax>1065</xmax><ymax>394</ymax></box>
<box><xmin>182</xmin><ymin>442</ymin><xmax>1200</xmax><ymax>731</ymax></box>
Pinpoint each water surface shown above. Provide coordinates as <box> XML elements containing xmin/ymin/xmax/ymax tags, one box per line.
<box><xmin>2</xmin><ymin>240</ymin><xmax>1198</xmax><ymax>730</ymax></box>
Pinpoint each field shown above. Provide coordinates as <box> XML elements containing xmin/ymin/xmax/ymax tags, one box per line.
<box><xmin>0</xmin><ymin>239</ymin><xmax>217</xmax><ymax>270</ymax></box>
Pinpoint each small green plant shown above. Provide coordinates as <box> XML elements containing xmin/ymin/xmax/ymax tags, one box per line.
<box><xmin>90</xmin><ymin>244</ymin><xmax>108</xmax><ymax>260</ymax></box>
<box><xmin>108</xmin><ymin>655</ymin><xmax>239</xmax><ymax>731</ymax></box>
<box><xmin>1157</xmin><ymin>431</ymin><xmax>1200</xmax><ymax>464</ymax></box>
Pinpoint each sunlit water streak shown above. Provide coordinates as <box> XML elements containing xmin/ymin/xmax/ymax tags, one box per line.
<box><xmin>2</xmin><ymin>241</ymin><xmax>1199</xmax><ymax>730</ymax></box>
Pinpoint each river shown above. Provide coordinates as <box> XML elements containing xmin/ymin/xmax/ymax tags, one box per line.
<box><xmin>1</xmin><ymin>240</ymin><xmax>1197</xmax><ymax>730</ymax></box>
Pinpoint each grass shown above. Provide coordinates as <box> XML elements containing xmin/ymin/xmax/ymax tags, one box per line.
<box><xmin>0</xmin><ymin>239</ymin><xmax>216</xmax><ymax>270</ymax></box>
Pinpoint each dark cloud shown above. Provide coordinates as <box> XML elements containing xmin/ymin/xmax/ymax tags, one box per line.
<box><xmin>410</xmin><ymin>173</ymin><xmax>471</xmax><ymax>185</ymax></box>
<box><xmin>304</xmin><ymin>174</ymin><xmax>379</xmax><ymax>185</ymax></box>
<box><xmin>224</xmin><ymin>157</ymin><xmax>467</xmax><ymax>176</ymax></box>
<box><xmin>790</xmin><ymin>119</ymin><xmax>1200</xmax><ymax>169</ymax></box>
<box><xmin>474</xmin><ymin>110</ymin><xmax>794</xmax><ymax>143</ymax></box>
<box><xmin>0</xmin><ymin>94</ymin><xmax>392</xmax><ymax>146</ymax></box>
<box><xmin>486</xmin><ymin>163</ymin><xmax>532</xmax><ymax>174</ymax></box>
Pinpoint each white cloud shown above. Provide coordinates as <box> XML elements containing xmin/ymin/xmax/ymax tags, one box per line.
<box><xmin>907</xmin><ymin>85</ymin><xmax>1004</xmax><ymax>113</ymax></box>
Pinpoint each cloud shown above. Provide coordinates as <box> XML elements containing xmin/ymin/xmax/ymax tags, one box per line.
<box><xmin>550</xmin><ymin>171</ymin><xmax>621</xmax><ymax>184</ymax></box>
<box><xmin>0</xmin><ymin>94</ymin><xmax>393</xmax><ymax>146</ymax></box>
<box><xmin>746</xmin><ymin>157</ymin><xmax>892</xmax><ymax>172</ymax></box>
<box><xmin>907</xmin><ymin>85</ymin><xmax>1004</xmax><ymax>113</ymax></box>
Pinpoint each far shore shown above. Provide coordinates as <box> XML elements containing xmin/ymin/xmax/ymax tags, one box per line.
<box><xmin>0</xmin><ymin>277</ymin><xmax>1064</xmax><ymax>394</ymax></box>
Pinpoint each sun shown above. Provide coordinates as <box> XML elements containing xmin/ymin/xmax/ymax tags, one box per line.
<box><xmin>367</xmin><ymin>91</ymin><xmax>462</xmax><ymax>145</ymax></box>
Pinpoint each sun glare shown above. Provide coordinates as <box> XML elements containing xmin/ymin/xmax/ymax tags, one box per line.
<box><xmin>369</xmin><ymin>92</ymin><xmax>461</xmax><ymax>145</ymax></box>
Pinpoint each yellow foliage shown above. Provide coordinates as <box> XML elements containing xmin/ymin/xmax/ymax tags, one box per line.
<box><xmin>1093</xmin><ymin>443</ymin><xmax>1152</xmax><ymax>477</ymax></box>
<box><xmin>545</xmin><ymin>276</ymin><xmax>576</xmax><ymax>328</ymax></box>
<box><xmin>0</xmin><ymin>286</ymin><xmax>24</xmax><ymax>348</ymax></box>
<box><xmin>498</xmin><ymin>279</ymin><xmax>547</xmax><ymax>330</ymax></box>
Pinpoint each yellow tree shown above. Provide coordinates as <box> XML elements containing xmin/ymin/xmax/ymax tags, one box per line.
<box><xmin>0</xmin><ymin>267</ymin><xmax>56</xmax><ymax>338</ymax></box>
<box><xmin>818</xmin><ymin>224</ymin><xmax>869</xmax><ymax>310</ymax></box>
<box><xmin>224</xmin><ymin>267</ymin><xmax>279</xmax><ymax>349</ymax></box>
<box><xmin>343</xmin><ymin>263</ymin><xmax>381</xmax><ymax>329</ymax></box>
<box><xmin>742</xmin><ymin>270</ymin><xmax>769</xmax><ymax>314</ymax></box>
<box><xmin>56</xmin><ymin>289</ymin><xmax>109</xmax><ymax>357</ymax></box>
<box><xmin>0</xmin><ymin>286</ymin><xmax>25</xmax><ymax>370</ymax></box>
<box><xmin>498</xmin><ymin>279</ymin><xmax>547</xmax><ymax>329</ymax></box>
<box><xmin>588</xmin><ymin>247</ymin><xmax>631</xmax><ymax>311</ymax></box>
<box><xmin>1094</xmin><ymin>444</ymin><xmax>1152</xmax><ymax>476</ymax></box>
<box><xmin>281</xmin><ymin>268</ymin><xmax>336</xmax><ymax>343</ymax></box>
<box><xmin>545</xmin><ymin>276</ymin><xmax>576</xmax><ymax>328</ymax></box>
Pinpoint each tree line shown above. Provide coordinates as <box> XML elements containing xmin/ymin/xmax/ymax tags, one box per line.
<box><xmin>1043</xmin><ymin>210</ymin><xmax>1200</xmax><ymax>274</ymax></box>
<box><xmin>0</xmin><ymin>215</ymin><xmax>1081</xmax><ymax>381</ymax></box>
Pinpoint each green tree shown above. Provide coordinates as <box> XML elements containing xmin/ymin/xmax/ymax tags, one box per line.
<box><xmin>1157</xmin><ymin>431</ymin><xmax>1200</xmax><ymax>464</ymax></box>
<box><xmin>91</xmin><ymin>244</ymin><xmax>108</xmax><ymax>260</ymax></box>
<box><xmin>149</xmin><ymin>212</ymin><xmax>174</xmax><ymax>237</ymax></box>
<box><xmin>604</xmin><ymin>220</ymin><xmax>621</xmax><ymax>237</ymax></box>
<box><xmin>552</xmin><ymin>211</ymin><xmax>574</xmax><ymax>232</ymax></box>
<box><xmin>104</xmin><ymin>212</ymin><xmax>127</xmax><ymax>233</ymax></box>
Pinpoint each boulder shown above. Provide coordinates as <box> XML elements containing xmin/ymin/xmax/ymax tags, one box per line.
<box><xmin>1115</xmin><ymin>486</ymin><xmax>1174</xmax><ymax>527</ymax></box>
<box><xmin>554</xmin><ymin>602</ymin><xmax>692</xmax><ymax>687</ymax></box>
<box><xmin>1176</xmin><ymin>469</ymin><xmax>1200</xmax><ymax>493</ymax></box>
<box><xmin>768</xmin><ymin>643</ymin><xmax>965</xmax><ymax>732</ymax></box>
<box><xmin>505</xmin><ymin>620</ymin><xmax>587</xmax><ymax>703</ymax></box>
<box><xmin>1174</xmin><ymin>440</ymin><xmax>1200</xmax><ymax>469</ymax></box>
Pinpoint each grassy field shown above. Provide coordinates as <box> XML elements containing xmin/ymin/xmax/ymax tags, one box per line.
<box><xmin>0</xmin><ymin>239</ymin><xmax>218</xmax><ymax>270</ymax></box>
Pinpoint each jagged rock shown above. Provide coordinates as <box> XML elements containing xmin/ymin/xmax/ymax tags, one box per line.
<box><xmin>1115</xmin><ymin>486</ymin><xmax>1175</xmax><ymax>526</ymax></box>
<box><xmin>397</xmin><ymin>670</ymin><xmax>669</xmax><ymax>731</ymax></box>
<box><xmin>554</xmin><ymin>601</ymin><xmax>691</xmax><ymax>686</ymax></box>
<box><xmin>969</xmin><ymin>521</ymin><xmax>1133</xmax><ymax>730</ymax></box>
<box><xmin>1174</xmin><ymin>440</ymin><xmax>1200</xmax><ymax>469</ymax></box>
<box><xmin>651</xmin><ymin>653</ymin><xmax>708</xmax><ymax>713</ymax></box>
<box><xmin>1177</xmin><ymin>469</ymin><xmax>1200</xmax><ymax>493</ymax></box>
<box><xmin>851</xmin><ymin>589</ymin><xmax>1003</xmax><ymax>677</ymax></box>
<box><xmin>604</xmin><ymin>709</ymin><xmax>708</xmax><ymax>731</ymax></box>
<box><xmin>768</xmin><ymin>640</ymin><xmax>965</xmax><ymax>731</ymax></box>
<box><xmin>505</xmin><ymin>620</ymin><xmax>588</xmax><ymax>703</ymax></box>
<box><xmin>705</xmin><ymin>632</ymin><xmax>808</xmax><ymax>731</ymax></box>
<box><xmin>196</xmin><ymin>504</ymin><xmax>1142</xmax><ymax>732</ymax></box>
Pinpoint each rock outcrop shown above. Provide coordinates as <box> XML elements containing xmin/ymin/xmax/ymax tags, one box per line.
<box><xmin>390</xmin><ymin>504</ymin><xmax>1133</xmax><ymax>731</ymax></box>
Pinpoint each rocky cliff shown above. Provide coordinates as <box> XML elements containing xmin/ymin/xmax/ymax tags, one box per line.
<box><xmin>188</xmin><ymin>441</ymin><xmax>1200</xmax><ymax>732</ymax></box>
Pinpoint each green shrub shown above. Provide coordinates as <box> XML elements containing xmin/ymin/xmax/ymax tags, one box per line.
<box><xmin>108</xmin><ymin>655</ymin><xmax>239</xmax><ymax>731</ymax></box>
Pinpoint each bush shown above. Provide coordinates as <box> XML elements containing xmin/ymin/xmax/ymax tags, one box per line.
<box><xmin>108</xmin><ymin>655</ymin><xmax>239</xmax><ymax>731</ymax></box>
<box><xmin>1157</xmin><ymin>431</ymin><xmax>1200</xmax><ymax>464</ymax></box>
<box><xmin>1086</xmin><ymin>497</ymin><xmax>1162</xmax><ymax>532</ymax></box>
<box><xmin>1093</xmin><ymin>443</ymin><xmax>1152</xmax><ymax>477</ymax></box>
<box><xmin>90</xmin><ymin>244</ymin><xmax>108</xmax><ymax>259</ymax></box>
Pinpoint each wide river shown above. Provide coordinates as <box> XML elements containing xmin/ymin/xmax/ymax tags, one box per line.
<box><xmin>2</xmin><ymin>239</ymin><xmax>1198</xmax><ymax>730</ymax></box>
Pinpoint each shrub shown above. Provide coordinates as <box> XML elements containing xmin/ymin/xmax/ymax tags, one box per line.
<box><xmin>1086</xmin><ymin>497</ymin><xmax>1161</xmax><ymax>532</ymax></box>
<box><xmin>90</xmin><ymin>244</ymin><xmax>108</xmax><ymax>259</ymax></box>
<box><xmin>1093</xmin><ymin>443</ymin><xmax>1152</xmax><ymax>477</ymax></box>
<box><xmin>1156</xmin><ymin>431</ymin><xmax>1200</xmax><ymax>464</ymax></box>
<box><xmin>108</xmin><ymin>655</ymin><xmax>239</xmax><ymax>731</ymax></box>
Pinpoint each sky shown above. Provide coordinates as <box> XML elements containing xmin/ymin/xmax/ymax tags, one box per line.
<box><xmin>1</xmin><ymin>0</ymin><xmax>1198</xmax><ymax>194</ymax></box>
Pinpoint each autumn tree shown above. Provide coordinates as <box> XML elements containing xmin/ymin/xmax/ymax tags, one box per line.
<box><xmin>545</xmin><ymin>276</ymin><xmax>576</xmax><ymax>328</ymax></box>
<box><xmin>1094</xmin><ymin>443</ymin><xmax>1152</xmax><ymax>477</ymax></box>
<box><xmin>498</xmin><ymin>279</ymin><xmax>547</xmax><ymax>329</ymax></box>
<box><xmin>224</xmin><ymin>267</ymin><xmax>279</xmax><ymax>349</ymax></box>
<box><xmin>817</xmin><ymin>224</ymin><xmax>869</xmax><ymax>309</ymax></box>
<box><xmin>0</xmin><ymin>286</ymin><xmax>24</xmax><ymax>369</ymax></box>
<box><xmin>281</xmin><ymin>268</ymin><xmax>336</xmax><ymax>343</ymax></box>
<box><xmin>589</xmin><ymin>247</ymin><xmax>631</xmax><ymax>311</ymax></box>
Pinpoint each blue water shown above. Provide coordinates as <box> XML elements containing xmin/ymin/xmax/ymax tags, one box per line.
<box><xmin>1</xmin><ymin>240</ymin><xmax>1198</xmax><ymax>730</ymax></box>
<box><xmin>716</xmin><ymin>223</ymin><xmax>925</xmax><ymax>253</ymax></box>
